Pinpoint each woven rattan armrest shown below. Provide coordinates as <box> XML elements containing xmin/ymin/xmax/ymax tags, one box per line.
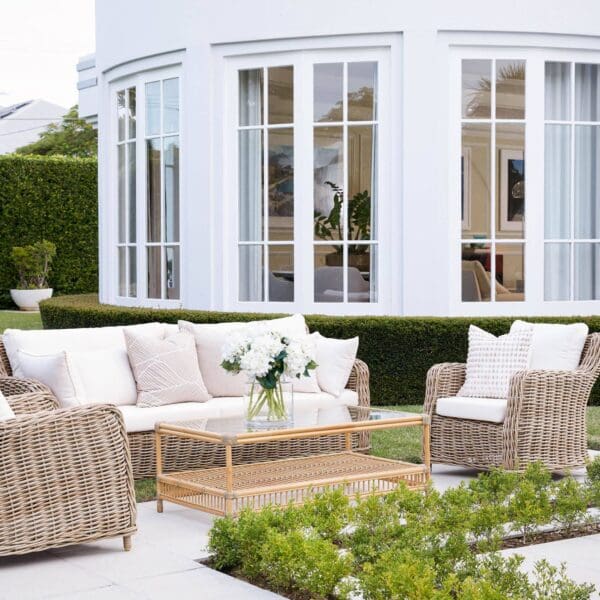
<box><xmin>424</xmin><ymin>362</ymin><xmax>466</xmax><ymax>415</ymax></box>
<box><xmin>7</xmin><ymin>391</ymin><xmax>58</xmax><ymax>416</ymax></box>
<box><xmin>0</xmin><ymin>376</ymin><xmax>52</xmax><ymax>397</ymax></box>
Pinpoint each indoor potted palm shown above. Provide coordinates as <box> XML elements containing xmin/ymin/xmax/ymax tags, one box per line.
<box><xmin>10</xmin><ymin>240</ymin><xmax>57</xmax><ymax>311</ymax></box>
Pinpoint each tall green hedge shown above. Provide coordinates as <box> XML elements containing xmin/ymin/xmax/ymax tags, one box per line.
<box><xmin>0</xmin><ymin>155</ymin><xmax>98</xmax><ymax>307</ymax></box>
<box><xmin>40</xmin><ymin>294</ymin><xmax>600</xmax><ymax>406</ymax></box>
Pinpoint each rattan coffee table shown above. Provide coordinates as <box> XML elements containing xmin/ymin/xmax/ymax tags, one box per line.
<box><xmin>155</xmin><ymin>407</ymin><xmax>430</xmax><ymax>516</ymax></box>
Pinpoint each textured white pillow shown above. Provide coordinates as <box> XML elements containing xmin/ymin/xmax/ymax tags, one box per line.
<box><xmin>510</xmin><ymin>320</ymin><xmax>588</xmax><ymax>371</ymax></box>
<box><xmin>458</xmin><ymin>325</ymin><xmax>533</xmax><ymax>399</ymax></box>
<box><xmin>125</xmin><ymin>330</ymin><xmax>211</xmax><ymax>407</ymax></box>
<box><xmin>68</xmin><ymin>347</ymin><xmax>138</xmax><ymax>406</ymax></box>
<box><xmin>18</xmin><ymin>350</ymin><xmax>79</xmax><ymax>408</ymax></box>
<box><xmin>179</xmin><ymin>314</ymin><xmax>308</xmax><ymax>397</ymax></box>
<box><xmin>3</xmin><ymin>322</ymin><xmax>167</xmax><ymax>377</ymax></box>
<box><xmin>312</xmin><ymin>332</ymin><xmax>359</xmax><ymax>397</ymax></box>
<box><xmin>0</xmin><ymin>390</ymin><xmax>15</xmax><ymax>421</ymax></box>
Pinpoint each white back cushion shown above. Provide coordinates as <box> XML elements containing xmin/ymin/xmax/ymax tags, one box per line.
<box><xmin>311</xmin><ymin>332</ymin><xmax>359</xmax><ymax>397</ymax></box>
<box><xmin>511</xmin><ymin>320</ymin><xmax>588</xmax><ymax>371</ymax></box>
<box><xmin>179</xmin><ymin>314</ymin><xmax>307</xmax><ymax>397</ymax></box>
<box><xmin>458</xmin><ymin>325</ymin><xmax>533</xmax><ymax>399</ymax></box>
<box><xmin>0</xmin><ymin>390</ymin><xmax>15</xmax><ymax>421</ymax></box>
<box><xmin>4</xmin><ymin>322</ymin><xmax>167</xmax><ymax>377</ymax></box>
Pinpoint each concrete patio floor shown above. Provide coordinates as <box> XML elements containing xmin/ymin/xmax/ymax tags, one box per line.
<box><xmin>1</xmin><ymin>462</ymin><xmax>599</xmax><ymax>599</ymax></box>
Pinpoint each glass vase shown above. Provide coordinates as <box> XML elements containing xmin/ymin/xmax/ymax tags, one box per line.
<box><xmin>244</xmin><ymin>376</ymin><xmax>293</xmax><ymax>430</ymax></box>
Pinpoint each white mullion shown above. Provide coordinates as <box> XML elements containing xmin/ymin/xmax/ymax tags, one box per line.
<box><xmin>570</xmin><ymin>62</ymin><xmax>576</xmax><ymax>300</ymax></box>
<box><xmin>263</xmin><ymin>67</ymin><xmax>269</xmax><ymax>302</ymax></box>
<box><xmin>159</xmin><ymin>79</ymin><xmax>166</xmax><ymax>300</ymax></box>
<box><xmin>342</xmin><ymin>62</ymin><xmax>349</xmax><ymax>301</ymax></box>
<box><xmin>490</xmin><ymin>60</ymin><xmax>497</xmax><ymax>301</ymax></box>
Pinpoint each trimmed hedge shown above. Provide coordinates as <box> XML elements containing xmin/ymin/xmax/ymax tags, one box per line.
<box><xmin>0</xmin><ymin>155</ymin><xmax>98</xmax><ymax>308</ymax></box>
<box><xmin>40</xmin><ymin>294</ymin><xmax>600</xmax><ymax>406</ymax></box>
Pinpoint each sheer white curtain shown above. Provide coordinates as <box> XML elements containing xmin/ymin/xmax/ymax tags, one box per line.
<box><xmin>238</xmin><ymin>70</ymin><xmax>263</xmax><ymax>301</ymax></box>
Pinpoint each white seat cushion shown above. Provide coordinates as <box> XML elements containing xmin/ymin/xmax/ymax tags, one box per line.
<box><xmin>0</xmin><ymin>390</ymin><xmax>15</xmax><ymax>421</ymax></box>
<box><xmin>436</xmin><ymin>396</ymin><xmax>507</xmax><ymax>424</ymax></box>
<box><xmin>510</xmin><ymin>320</ymin><xmax>588</xmax><ymax>371</ymax></box>
<box><xmin>118</xmin><ymin>389</ymin><xmax>358</xmax><ymax>433</ymax></box>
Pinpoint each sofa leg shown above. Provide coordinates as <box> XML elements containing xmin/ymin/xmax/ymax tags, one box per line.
<box><xmin>123</xmin><ymin>535</ymin><xmax>132</xmax><ymax>552</ymax></box>
<box><xmin>157</xmin><ymin>498</ymin><xmax>163</xmax><ymax>513</ymax></box>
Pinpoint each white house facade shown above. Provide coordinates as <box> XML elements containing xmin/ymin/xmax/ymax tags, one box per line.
<box><xmin>79</xmin><ymin>0</ymin><xmax>600</xmax><ymax>317</ymax></box>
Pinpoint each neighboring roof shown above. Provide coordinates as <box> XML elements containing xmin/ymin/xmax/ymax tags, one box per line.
<box><xmin>0</xmin><ymin>101</ymin><xmax>33</xmax><ymax>120</ymax></box>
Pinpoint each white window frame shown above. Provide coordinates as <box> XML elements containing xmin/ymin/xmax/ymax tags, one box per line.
<box><xmin>108</xmin><ymin>66</ymin><xmax>183</xmax><ymax>308</ymax></box>
<box><xmin>223</xmin><ymin>47</ymin><xmax>392</xmax><ymax>315</ymax></box>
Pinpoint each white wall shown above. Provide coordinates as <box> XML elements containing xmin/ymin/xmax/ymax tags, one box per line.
<box><xmin>90</xmin><ymin>0</ymin><xmax>600</xmax><ymax>315</ymax></box>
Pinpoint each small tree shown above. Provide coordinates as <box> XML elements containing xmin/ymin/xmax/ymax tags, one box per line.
<box><xmin>15</xmin><ymin>106</ymin><xmax>97</xmax><ymax>157</ymax></box>
<box><xmin>11</xmin><ymin>240</ymin><xmax>56</xmax><ymax>289</ymax></box>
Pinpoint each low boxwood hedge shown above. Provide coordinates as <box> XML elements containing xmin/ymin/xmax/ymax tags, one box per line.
<box><xmin>40</xmin><ymin>294</ymin><xmax>600</xmax><ymax>406</ymax></box>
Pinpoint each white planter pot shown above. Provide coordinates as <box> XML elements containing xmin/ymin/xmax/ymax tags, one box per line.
<box><xmin>10</xmin><ymin>288</ymin><xmax>53</xmax><ymax>311</ymax></box>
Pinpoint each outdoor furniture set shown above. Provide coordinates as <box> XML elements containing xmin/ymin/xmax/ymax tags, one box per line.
<box><xmin>0</xmin><ymin>316</ymin><xmax>599</xmax><ymax>557</ymax></box>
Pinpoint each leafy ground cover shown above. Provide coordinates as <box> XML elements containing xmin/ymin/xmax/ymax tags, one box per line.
<box><xmin>208</xmin><ymin>461</ymin><xmax>600</xmax><ymax>599</ymax></box>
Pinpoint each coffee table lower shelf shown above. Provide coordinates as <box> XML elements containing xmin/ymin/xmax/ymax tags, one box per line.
<box><xmin>156</xmin><ymin>451</ymin><xmax>429</xmax><ymax>516</ymax></box>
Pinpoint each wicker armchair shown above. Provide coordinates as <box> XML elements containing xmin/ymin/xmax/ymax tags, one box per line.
<box><xmin>424</xmin><ymin>333</ymin><xmax>600</xmax><ymax>472</ymax></box>
<box><xmin>0</xmin><ymin>390</ymin><xmax>136</xmax><ymax>556</ymax></box>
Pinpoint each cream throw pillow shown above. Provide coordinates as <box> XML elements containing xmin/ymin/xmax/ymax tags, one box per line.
<box><xmin>311</xmin><ymin>332</ymin><xmax>359</xmax><ymax>397</ymax></box>
<box><xmin>125</xmin><ymin>331</ymin><xmax>210</xmax><ymax>407</ymax></box>
<box><xmin>0</xmin><ymin>390</ymin><xmax>15</xmax><ymax>421</ymax></box>
<box><xmin>458</xmin><ymin>325</ymin><xmax>533</xmax><ymax>399</ymax></box>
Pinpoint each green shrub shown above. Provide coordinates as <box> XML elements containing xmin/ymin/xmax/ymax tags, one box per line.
<box><xmin>40</xmin><ymin>294</ymin><xmax>600</xmax><ymax>405</ymax></box>
<box><xmin>0</xmin><ymin>156</ymin><xmax>97</xmax><ymax>307</ymax></box>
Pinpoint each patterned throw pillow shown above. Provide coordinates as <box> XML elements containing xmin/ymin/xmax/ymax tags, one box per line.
<box><xmin>458</xmin><ymin>325</ymin><xmax>533</xmax><ymax>399</ymax></box>
<box><xmin>125</xmin><ymin>330</ymin><xmax>211</xmax><ymax>407</ymax></box>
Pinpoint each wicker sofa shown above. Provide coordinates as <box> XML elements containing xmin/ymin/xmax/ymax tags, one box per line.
<box><xmin>424</xmin><ymin>333</ymin><xmax>600</xmax><ymax>472</ymax></box>
<box><xmin>0</xmin><ymin>337</ymin><xmax>370</xmax><ymax>480</ymax></box>
<box><xmin>0</xmin><ymin>383</ymin><xmax>136</xmax><ymax>556</ymax></box>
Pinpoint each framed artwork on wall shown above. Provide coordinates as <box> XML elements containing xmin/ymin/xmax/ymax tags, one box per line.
<box><xmin>499</xmin><ymin>149</ymin><xmax>524</xmax><ymax>232</ymax></box>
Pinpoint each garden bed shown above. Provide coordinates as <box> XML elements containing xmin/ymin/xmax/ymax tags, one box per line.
<box><xmin>206</xmin><ymin>459</ymin><xmax>600</xmax><ymax>599</ymax></box>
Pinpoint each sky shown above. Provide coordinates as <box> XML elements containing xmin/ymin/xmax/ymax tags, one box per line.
<box><xmin>0</xmin><ymin>0</ymin><xmax>95</xmax><ymax>110</ymax></box>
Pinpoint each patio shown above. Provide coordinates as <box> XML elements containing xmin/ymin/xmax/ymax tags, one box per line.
<box><xmin>2</xmin><ymin>461</ymin><xmax>599</xmax><ymax>600</ymax></box>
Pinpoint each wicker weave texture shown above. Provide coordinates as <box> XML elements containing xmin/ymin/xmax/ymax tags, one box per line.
<box><xmin>424</xmin><ymin>333</ymin><xmax>600</xmax><ymax>471</ymax></box>
<box><xmin>0</xmin><ymin>404</ymin><xmax>137</xmax><ymax>556</ymax></box>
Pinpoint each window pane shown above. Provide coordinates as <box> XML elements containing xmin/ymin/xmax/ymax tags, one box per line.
<box><xmin>495</xmin><ymin>243</ymin><xmax>524</xmax><ymax>301</ymax></box>
<box><xmin>574</xmin><ymin>125</ymin><xmax>600</xmax><ymax>238</ymax></box>
<box><xmin>268</xmin><ymin>66</ymin><xmax>293</xmax><ymax>125</ymax></box>
<box><xmin>575</xmin><ymin>64</ymin><xmax>600</xmax><ymax>122</ymax></box>
<box><xmin>461</xmin><ymin>123</ymin><xmax>491</xmax><ymax>238</ymax></box>
<box><xmin>268</xmin><ymin>128</ymin><xmax>293</xmax><ymax>241</ymax></box>
<box><xmin>348</xmin><ymin>62</ymin><xmax>376</xmax><ymax>121</ymax></box>
<box><xmin>314</xmin><ymin>245</ymin><xmax>343</xmax><ymax>302</ymax></box>
<box><xmin>166</xmin><ymin>246</ymin><xmax>180</xmax><ymax>300</ymax></box>
<box><xmin>348</xmin><ymin>125</ymin><xmax>375</xmax><ymax>240</ymax></box>
<box><xmin>118</xmin><ymin>145</ymin><xmax>126</xmax><ymax>243</ymax></box>
<box><xmin>314</xmin><ymin>127</ymin><xmax>343</xmax><ymax>241</ymax></box>
<box><xmin>348</xmin><ymin>245</ymin><xmax>376</xmax><ymax>303</ymax></box>
<box><xmin>128</xmin><ymin>247</ymin><xmax>137</xmax><ymax>297</ymax></box>
<box><xmin>117</xmin><ymin>90</ymin><xmax>126</xmax><ymax>142</ymax></box>
<box><xmin>545</xmin><ymin>124</ymin><xmax>570</xmax><ymax>239</ymax></box>
<box><xmin>574</xmin><ymin>243</ymin><xmax>600</xmax><ymax>300</ymax></box>
<box><xmin>147</xmin><ymin>138</ymin><xmax>162</xmax><ymax>242</ymax></box>
<box><xmin>239</xmin><ymin>129</ymin><xmax>263</xmax><ymax>242</ymax></box>
<box><xmin>118</xmin><ymin>247</ymin><xmax>126</xmax><ymax>296</ymax></box>
<box><xmin>462</xmin><ymin>59</ymin><xmax>491</xmax><ymax>119</ymax></box>
<box><xmin>164</xmin><ymin>136</ymin><xmax>180</xmax><ymax>243</ymax></box>
<box><xmin>461</xmin><ymin>243</ymin><xmax>492</xmax><ymax>302</ymax></box>
<box><xmin>545</xmin><ymin>62</ymin><xmax>571</xmax><ymax>121</ymax></box>
<box><xmin>268</xmin><ymin>245</ymin><xmax>293</xmax><ymax>302</ymax></box>
<box><xmin>496</xmin><ymin>124</ymin><xmax>525</xmax><ymax>239</ymax></box>
<box><xmin>163</xmin><ymin>78</ymin><xmax>179</xmax><ymax>134</ymax></box>
<box><xmin>128</xmin><ymin>87</ymin><xmax>136</xmax><ymax>139</ymax></box>
<box><xmin>545</xmin><ymin>243</ymin><xmax>570</xmax><ymax>301</ymax></box>
<box><xmin>314</xmin><ymin>63</ymin><xmax>343</xmax><ymax>122</ymax></box>
<box><xmin>496</xmin><ymin>60</ymin><xmax>525</xmax><ymax>119</ymax></box>
<box><xmin>145</xmin><ymin>81</ymin><xmax>161</xmax><ymax>136</ymax></box>
<box><xmin>239</xmin><ymin>69</ymin><xmax>263</xmax><ymax>126</ymax></box>
<box><xmin>128</xmin><ymin>142</ymin><xmax>136</xmax><ymax>243</ymax></box>
<box><xmin>147</xmin><ymin>246</ymin><xmax>162</xmax><ymax>299</ymax></box>
<box><xmin>239</xmin><ymin>245</ymin><xmax>263</xmax><ymax>301</ymax></box>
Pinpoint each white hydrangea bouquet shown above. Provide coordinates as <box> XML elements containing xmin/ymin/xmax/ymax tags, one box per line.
<box><xmin>221</xmin><ymin>330</ymin><xmax>317</xmax><ymax>426</ymax></box>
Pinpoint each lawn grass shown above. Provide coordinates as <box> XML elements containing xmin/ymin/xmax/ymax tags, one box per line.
<box><xmin>134</xmin><ymin>404</ymin><xmax>600</xmax><ymax>502</ymax></box>
<box><xmin>0</xmin><ymin>310</ymin><xmax>42</xmax><ymax>333</ymax></box>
